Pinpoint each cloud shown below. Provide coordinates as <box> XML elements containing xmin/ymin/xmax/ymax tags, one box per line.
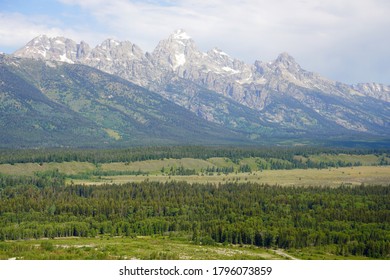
<box><xmin>0</xmin><ymin>12</ymin><xmax>109</xmax><ymax>52</ymax></box>
<box><xmin>2</xmin><ymin>0</ymin><xmax>390</xmax><ymax>84</ymax></box>
<box><xmin>0</xmin><ymin>13</ymin><xmax>59</xmax><ymax>51</ymax></box>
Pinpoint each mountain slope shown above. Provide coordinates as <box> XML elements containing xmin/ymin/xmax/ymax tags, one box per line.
<box><xmin>10</xmin><ymin>30</ymin><xmax>390</xmax><ymax>143</ymax></box>
<box><xmin>0</xmin><ymin>55</ymin><xmax>246</xmax><ymax>147</ymax></box>
<box><xmin>0</xmin><ymin>57</ymin><xmax>108</xmax><ymax>147</ymax></box>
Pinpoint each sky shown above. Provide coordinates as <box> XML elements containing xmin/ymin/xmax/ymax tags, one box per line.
<box><xmin>0</xmin><ymin>0</ymin><xmax>389</xmax><ymax>85</ymax></box>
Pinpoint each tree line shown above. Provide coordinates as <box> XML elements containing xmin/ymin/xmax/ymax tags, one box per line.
<box><xmin>0</xmin><ymin>146</ymin><xmax>388</xmax><ymax>165</ymax></box>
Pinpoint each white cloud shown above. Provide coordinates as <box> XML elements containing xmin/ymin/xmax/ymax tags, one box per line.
<box><xmin>0</xmin><ymin>13</ymin><xmax>58</xmax><ymax>51</ymax></box>
<box><xmin>0</xmin><ymin>12</ymin><xmax>108</xmax><ymax>52</ymax></box>
<box><xmin>2</xmin><ymin>0</ymin><xmax>390</xmax><ymax>84</ymax></box>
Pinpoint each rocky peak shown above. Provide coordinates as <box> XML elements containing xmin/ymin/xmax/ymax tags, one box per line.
<box><xmin>164</xmin><ymin>29</ymin><xmax>197</xmax><ymax>53</ymax></box>
<box><xmin>98</xmin><ymin>38</ymin><xmax>121</xmax><ymax>50</ymax></box>
<box><xmin>90</xmin><ymin>39</ymin><xmax>144</xmax><ymax>61</ymax></box>
<box><xmin>151</xmin><ymin>29</ymin><xmax>200</xmax><ymax>70</ymax></box>
<box><xmin>170</xmin><ymin>29</ymin><xmax>192</xmax><ymax>41</ymax></box>
<box><xmin>205</xmin><ymin>47</ymin><xmax>250</xmax><ymax>76</ymax></box>
<box><xmin>273</xmin><ymin>52</ymin><xmax>300</xmax><ymax>71</ymax></box>
<box><xmin>261</xmin><ymin>52</ymin><xmax>316</xmax><ymax>90</ymax></box>
<box><xmin>13</xmin><ymin>35</ymin><xmax>80</xmax><ymax>63</ymax></box>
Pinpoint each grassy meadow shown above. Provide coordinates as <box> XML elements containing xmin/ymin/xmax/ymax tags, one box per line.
<box><xmin>0</xmin><ymin>236</ymin><xmax>286</xmax><ymax>260</ymax></box>
<box><xmin>0</xmin><ymin>154</ymin><xmax>389</xmax><ymax>187</ymax></box>
<box><xmin>1</xmin><ymin>235</ymin><xmax>377</xmax><ymax>260</ymax></box>
<box><xmin>75</xmin><ymin>165</ymin><xmax>390</xmax><ymax>186</ymax></box>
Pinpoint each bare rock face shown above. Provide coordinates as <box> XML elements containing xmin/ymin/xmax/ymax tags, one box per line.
<box><xmin>352</xmin><ymin>83</ymin><xmax>390</xmax><ymax>102</ymax></box>
<box><xmin>83</xmin><ymin>39</ymin><xmax>154</xmax><ymax>87</ymax></box>
<box><xmin>14</xmin><ymin>35</ymin><xmax>80</xmax><ymax>63</ymax></box>
<box><xmin>13</xmin><ymin>30</ymin><xmax>390</xmax><ymax>136</ymax></box>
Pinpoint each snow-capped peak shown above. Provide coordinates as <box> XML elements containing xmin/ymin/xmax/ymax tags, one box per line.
<box><xmin>13</xmin><ymin>35</ymin><xmax>80</xmax><ymax>62</ymax></box>
<box><xmin>171</xmin><ymin>29</ymin><xmax>191</xmax><ymax>40</ymax></box>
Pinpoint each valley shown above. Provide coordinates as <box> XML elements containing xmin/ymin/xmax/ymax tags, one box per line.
<box><xmin>1</xmin><ymin>30</ymin><xmax>389</xmax><ymax>261</ymax></box>
<box><xmin>0</xmin><ymin>147</ymin><xmax>389</xmax><ymax>260</ymax></box>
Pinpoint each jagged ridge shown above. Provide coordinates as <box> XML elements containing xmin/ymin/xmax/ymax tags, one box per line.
<box><xmin>10</xmin><ymin>30</ymin><xmax>390</xmax><ymax>139</ymax></box>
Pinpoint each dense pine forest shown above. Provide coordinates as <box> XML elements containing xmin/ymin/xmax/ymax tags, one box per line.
<box><xmin>0</xmin><ymin>147</ymin><xmax>389</xmax><ymax>172</ymax></box>
<box><xmin>0</xmin><ymin>180</ymin><xmax>389</xmax><ymax>258</ymax></box>
<box><xmin>0</xmin><ymin>147</ymin><xmax>389</xmax><ymax>259</ymax></box>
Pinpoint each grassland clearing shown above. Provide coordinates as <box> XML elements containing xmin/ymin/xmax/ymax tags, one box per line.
<box><xmin>1</xmin><ymin>154</ymin><xmax>389</xmax><ymax>187</ymax></box>
<box><xmin>0</xmin><ymin>235</ymin><xmax>377</xmax><ymax>260</ymax></box>
<box><xmin>0</xmin><ymin>161</ymin><xmax>96</xmax><ymax>176</ymax></box>
<box><xmin>69</xmin><ymin>166</ymin><xmax>390</xmax><ymax>187</ymax></box>
<box><xmin>0</xmin><ymin>236</ymin><xmax>284</xmax><ymax>260</ymax></box>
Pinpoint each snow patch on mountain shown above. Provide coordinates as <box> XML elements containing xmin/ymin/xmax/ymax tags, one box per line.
<box><xmin>60</xmin><ymin>54</ymin><xmax>73</xmax><ymax>64</ymax></box>
<box><xmin>174</xmin><ymin>53</ymin><xmax>186</xmax><ymax>69</ymax></box>
<box><xmin>172</xmin><ymin>29</ymin><xmax>191</xmax><ymax>40</ymax></box>
<box><xmin>212</xmin><ymin>48</ymin><xmax>230</xmax><ymax>58</ymax></box>
<box><xmin>222</xmin><ymin>66</ymin><xmax>240</xmax><ymax>74</ymax></box>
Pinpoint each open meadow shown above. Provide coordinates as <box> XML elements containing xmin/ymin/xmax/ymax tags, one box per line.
<box><xmin>72</xmin><ymin>165</ymin><xmax>390</xmax><ymax>186</ymax></box>
<box><xmin>0</xmin><ymin>236</ymin><xmax>286</xmax><ymax>260</ymax></box>
<box><xmin>1</xmin><ymin>153</ymin><xmax>389</xmax><ymax>187</ymax></box>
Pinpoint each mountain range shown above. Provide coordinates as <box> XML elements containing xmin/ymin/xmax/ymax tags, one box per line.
<box><xmin>1</xmin><ymin>29</ymin><xmax>389</xmax><ymax>147</ymax></box>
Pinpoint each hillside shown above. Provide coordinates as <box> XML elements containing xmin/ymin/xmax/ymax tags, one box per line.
<box><xmin>0</xmin><ymin>55</ymin><xmax>244</xmax><ymax>147</ymax></box>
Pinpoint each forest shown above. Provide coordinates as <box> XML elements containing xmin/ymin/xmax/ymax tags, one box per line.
<box><xmin>0</xmin><ymin>179</ymin><xmax>389</xmax><ymax>258</ymax></box>
<box><xmin>1</xmin><ymin>146</ymin><xmax>389</xmax><ymax>166</ymax></box>
<box><xmin>0</xmin><ymin>147</ymin><xmax>389</xmax><ymax>260</ymax></box>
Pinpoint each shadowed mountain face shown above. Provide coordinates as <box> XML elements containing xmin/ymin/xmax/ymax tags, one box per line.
<box><xmin>2</xmin><ymin>30</ymin><xmax>390</xmax><ymax>147</ymax></box>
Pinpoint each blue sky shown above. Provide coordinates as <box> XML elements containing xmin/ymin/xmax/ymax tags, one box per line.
<box><xmin>1</xmin><ymin>0</ymin><xmax>390</xmax><ymax>85</ymax></box>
